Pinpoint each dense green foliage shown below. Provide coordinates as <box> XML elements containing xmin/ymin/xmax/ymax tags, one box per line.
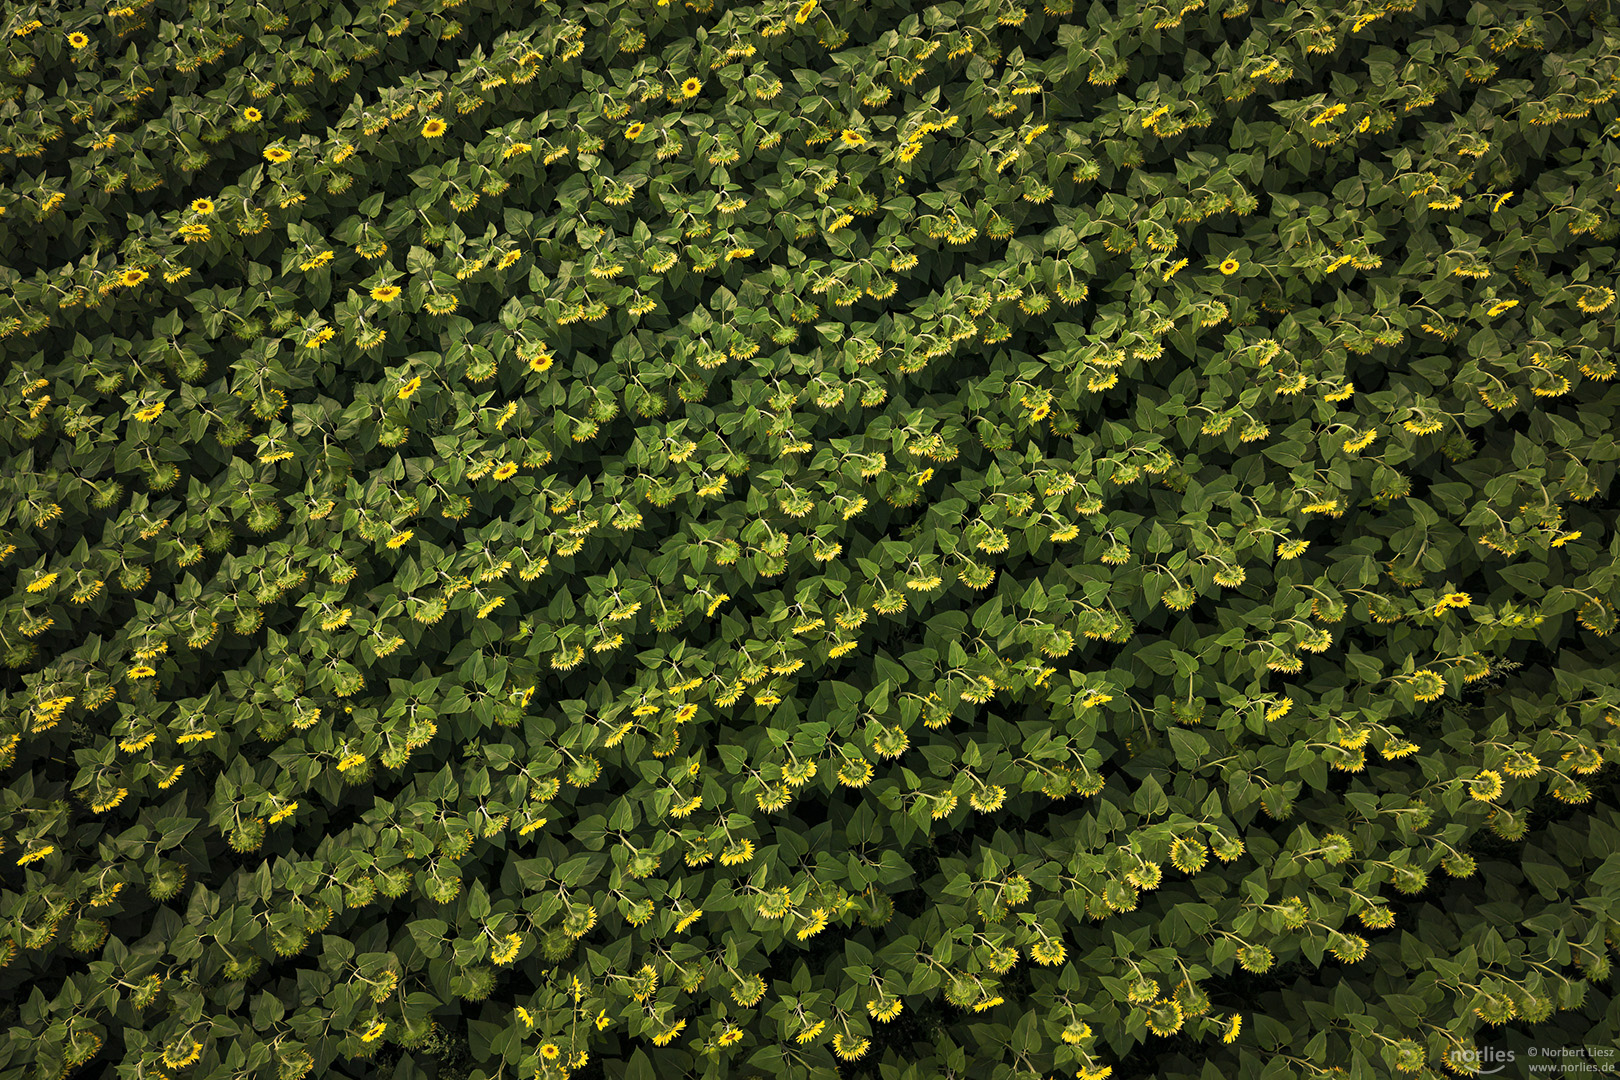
<box><xmin>3</xmin><ymin>0</ymin><xmax>1620</xmax><ymax>1078</ymax></box>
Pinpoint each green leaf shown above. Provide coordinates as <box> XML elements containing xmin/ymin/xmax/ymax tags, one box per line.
<box><xmin>624</xmin><ymin>1049</ymin><xmax>657</xmax><ymax>1080</ymax></box>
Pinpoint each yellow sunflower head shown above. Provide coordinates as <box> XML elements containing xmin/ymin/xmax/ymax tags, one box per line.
<box><xmin>681</xmin><ymin>77</ymin><xmax>702</xmax><ymax>97</ymax></box>
<box><xmin>371</xmin><ymin>285</ymin><xmax>402</xmax><ymax>302</ymax></box>
<box><xmin>243</xmin><ymin>106</ymin><xmax>262</xmax><ymax>122</ymax></box>
<box><xmin>841</xmin><ymin>129</ymin><xmax>865</xmax><ymax>146</ymax></box>
<box><xmin>1219</xmin><ymin>258</ymin><xmax>1241</xmax><ymax>275</ymax></box>
<box><xmin>264</xmin><ymin>146</ymin><xmax>292</xmax><ymax>163</ymax></box>
<box><xmin>626</xmin><ymin>122</ymin><xmax>645</xmax><ymax>138</ymax></box>
<box><xmin>191</xmin><ymin>198</ymin><xmax>215</xmax><ymax>215</ymax></box>
<box><xmin>421</xmin><ymin>117</ymin><xmax>447</xmax><ymax>137</ymax></box>
<box><xmin>68</xmin><ymin>31</ymin><xmax>90</xmax><ymax>48</ymax></box>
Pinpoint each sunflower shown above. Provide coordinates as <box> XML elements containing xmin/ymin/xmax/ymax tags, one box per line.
<box><xmin>120</xmin><ymin>268</ymin><xmax>149</xmax><ymax>287</ymax></box>
<box><xmin>719</xmin><ymin>838</ymin><xmax>755</xmax><ymax>865</ymax></box>
<box><xmin>1030</xmin><ymin>939</ymin><xmax>1067</xmax><ymax>965</ymax></box>
<box><xmin>1144</xmin><ymin>1000</ymin><xmax>1186</xmax><ymax>1036</ymax></box>
<box><xmin>420</xmin><ymin>116</ymin><xmax>447</xmax><ymax>137</ymax></box>
<box><xmin>681</xmin><ymin>77</ymin><xmax>702</xmax><ymax>97</ymax></box>
<box><xmin>1469</xmin><ymin>769</ymin><xmax>1504</xmax><ymax>802</ymax></box>
<box><xmin>263</xmin><ymin>146</ymin><xmax>292</xmax><ymax>163</ymax></box>
<box><xmin>371</xmin><ymin>284</ymin><xmax>402</xmax><ymax>302</ymax></box>
<box><xmin>840</xmin><ymin>129</ymin><xmax>865</xmax><ymax>146</ymax></box>
<box><xmin>68</xmin><ymin>31</ymin><xmax>90</xmax><ymax>48</ymax></box>
<box><xmin>191</xmin><ymin>198</ymin><xmax>215</xmax><ymax>215</ymax></box>
<box><xmin>796</xmin><ymin>0</ymin><xmax>818</xmax><ymax>21</ymax></box>
<box><xmin>625</xmin><ymin>122</ymin><xmax>645</xmax><ymax>138</ymax></box>
<box><xmin>1219</xmin><ymin>257</ymin><xmax>1241</xmax><ymax>274</ymax></box>
<box><xmin>242</xmin><ymin>106</ymin><xmax>262</xmax><ymax>122</ymax></box>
